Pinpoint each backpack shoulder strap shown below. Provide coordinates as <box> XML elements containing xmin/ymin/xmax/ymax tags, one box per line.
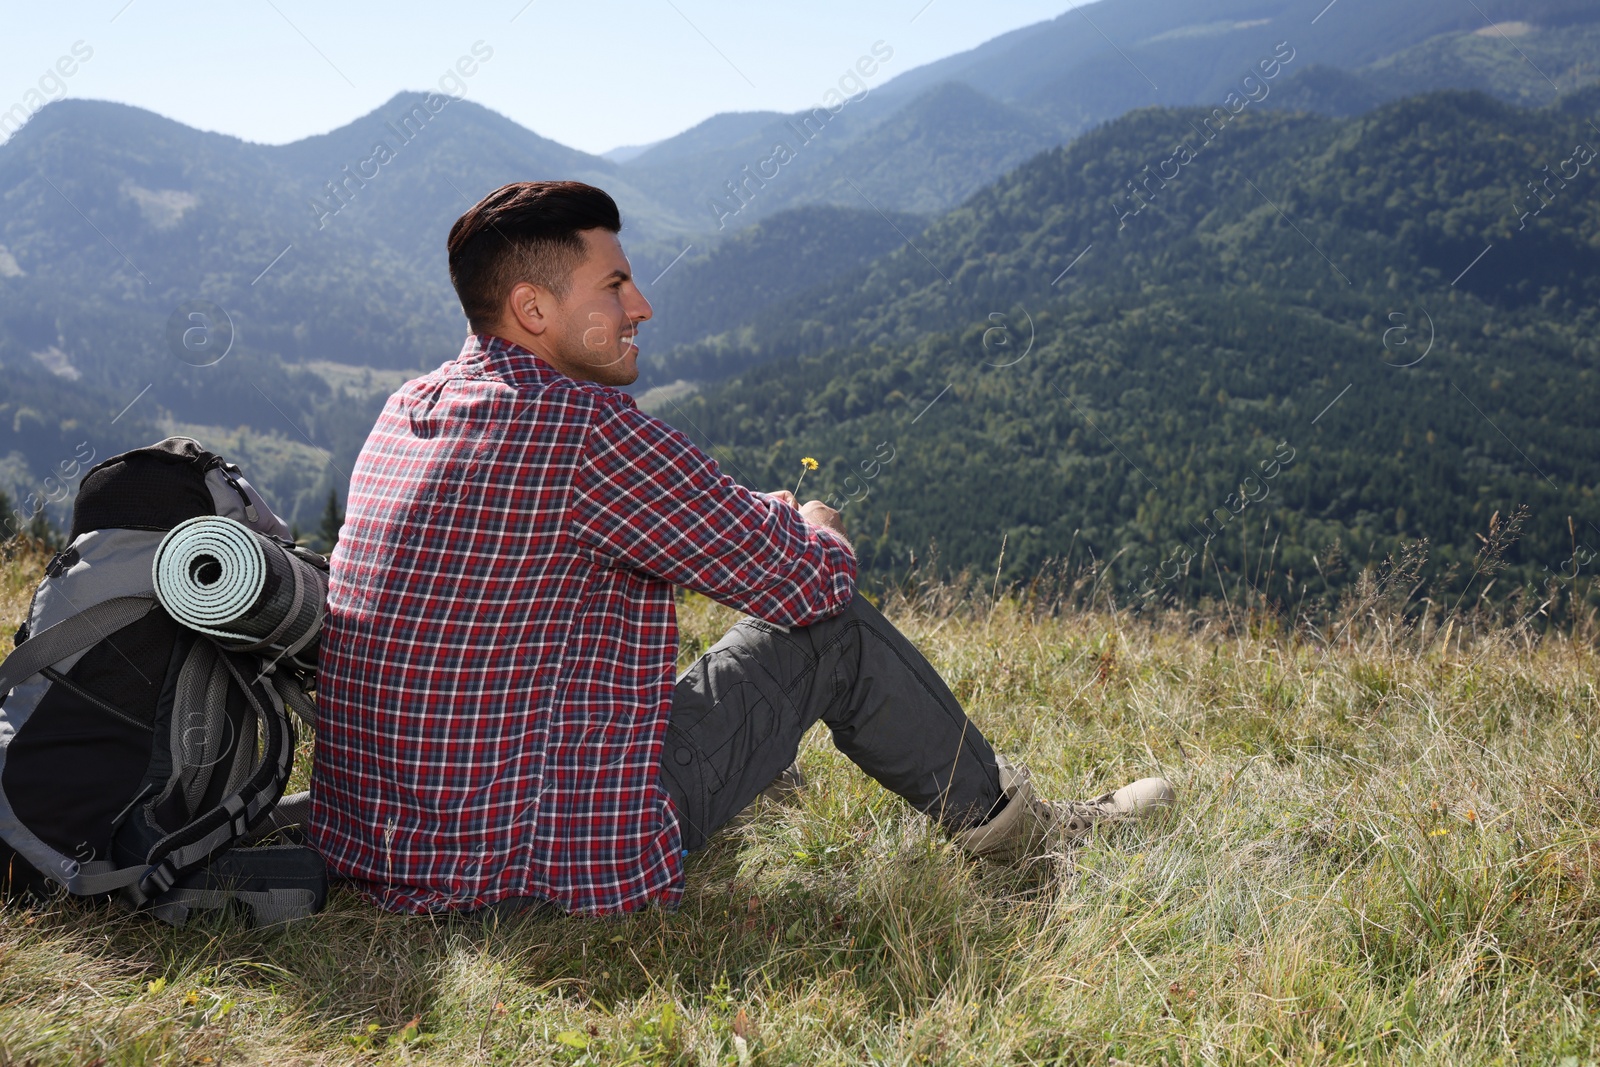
<box><xmin>122</xmin><ymin>648</ymin><xmax>295</xmax><ymax>904</ymax></box>
<box><xmin>71</xmin><ymin>643</ymin><xmax>296</xmax><ymax>905</ymax></box>
<box><xmin>0</xmin><ymin>596</ymin><xmax>156</xmax><ymax>695</ymax></box>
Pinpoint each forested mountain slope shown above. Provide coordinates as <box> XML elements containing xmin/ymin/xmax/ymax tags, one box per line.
<box><xmin>635</xmin><ymin>204</ymin><xmax>930</xmax><ymax>389</ymax></box>
<box><xmin>655</xmin><ymin>89</ymin><xmax>1600</xmax><ymax>607</ymax></box>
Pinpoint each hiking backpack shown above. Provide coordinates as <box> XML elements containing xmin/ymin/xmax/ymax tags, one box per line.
<box><xmin>0</xmin><ymin>437</ymin><xmax>329</xmax><ymax>926</ymax></box>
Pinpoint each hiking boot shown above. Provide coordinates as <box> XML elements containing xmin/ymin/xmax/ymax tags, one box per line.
<box><xmin>952</xmin><ymin>755</ymin><xmax>1175</xmax><ymax>862</ymax></box>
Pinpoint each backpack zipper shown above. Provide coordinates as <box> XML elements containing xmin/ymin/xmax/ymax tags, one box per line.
<box><xmin>42</xmin><ymin>667</ymin><xmax>156</xmax><ymax>733</ymax></box>
<box><xmin>209</xmin><ymin>459</ymin><xmax>260</xmax><ymax>524</ymax></box>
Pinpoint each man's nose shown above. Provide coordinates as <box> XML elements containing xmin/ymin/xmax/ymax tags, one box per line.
<box><xmin>628</xmin><ymin>288</ymin><xmax>653</xmax><ymax>322</ymax></box>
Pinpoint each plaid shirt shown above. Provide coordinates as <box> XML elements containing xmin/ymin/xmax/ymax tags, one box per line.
<box><xmin>307</xmin><ymin>334</ymin><xmax>856</xmax><ymax>914</ymax></box>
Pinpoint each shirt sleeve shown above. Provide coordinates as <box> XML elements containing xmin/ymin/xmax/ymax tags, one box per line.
<box><xmin>568</xmin><ymin>392</ymin><xmax>856</xmax><ymax>626</ymax></box>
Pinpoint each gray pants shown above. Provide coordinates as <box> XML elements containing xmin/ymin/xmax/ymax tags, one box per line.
<box><xmin>659</xmin><ymin>592</ymin><xmax>1004</xmax><ymax>850</ymax></box>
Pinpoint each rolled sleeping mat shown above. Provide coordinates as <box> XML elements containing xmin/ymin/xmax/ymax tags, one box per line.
<box><xmin>152</xmin><ymin>516</ymin><xmax>327</xmax><ymax>667</ymax></box>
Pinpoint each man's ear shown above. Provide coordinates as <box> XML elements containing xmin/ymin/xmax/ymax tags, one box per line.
<box><xmin>505</xmin><ymin>280</ymin><xmax>554</xmax><ymax>336</ymax></box>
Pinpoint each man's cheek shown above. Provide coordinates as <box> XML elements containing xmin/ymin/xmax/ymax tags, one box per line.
<box><xmin>582</xmin><ymin>311</ymin><xmax>611</xmax><ymax>351</ymax></box>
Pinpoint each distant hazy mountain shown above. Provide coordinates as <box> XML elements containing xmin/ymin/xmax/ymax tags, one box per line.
<box><xmin>1263</xmin><ymin>14</ymin><xmax>1600</xmax><ymax>116</ymax></box>
<box><xmin>601</xmin><ymin>141</ymin><xmax>660</xmax><ymax>164</ymax></box>
<box><xmin>612</xmin><ymin>0</ymin><xmax>1599</xmax><ymax>226</ymax></box>
<box><xmin>864</xmin><ymin>0</ymin><xmax>1591</xmax><ymax>116</ymax></box>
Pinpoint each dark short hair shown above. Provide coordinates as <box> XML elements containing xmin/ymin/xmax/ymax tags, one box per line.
<box><xmin>446</xmin><ymin>181</ymin><xmax>622</xmax><ymax>331</ymax></box>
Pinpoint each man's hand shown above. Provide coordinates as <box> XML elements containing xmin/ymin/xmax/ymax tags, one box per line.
<box><xmin>768</xmin><ymin>490</ymin><xmax>848</xmax><ymax>544</ymax></box>
<box><xmin>800</xmin><ymin>499</ymin><xmax>847</xmax><ymax>540</ymax></box>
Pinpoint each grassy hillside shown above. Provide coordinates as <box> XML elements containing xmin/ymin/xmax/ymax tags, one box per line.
<box><xmin>5</xmin><ymin>546</ymin><xmax>1600</xmax><ymax>1063</ymax></box>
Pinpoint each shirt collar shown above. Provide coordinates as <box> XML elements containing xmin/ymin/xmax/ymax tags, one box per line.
<box><xmin>458</xmin><ymin>333</ymin><xmax>559</xmax><ymax>386</ymax></box>
<box><xmin>456</xmin><ymin>333</ymin><xmax>639</xmax><ymax>408</ymax></box>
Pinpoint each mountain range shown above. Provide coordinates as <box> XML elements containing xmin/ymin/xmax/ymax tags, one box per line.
<box><xmin>1</xmin><ymin>0</ymin><xmax>1597</xmax><ymax>604</ymax></box>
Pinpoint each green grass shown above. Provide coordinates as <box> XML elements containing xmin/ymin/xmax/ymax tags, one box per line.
<box><xmin>4</xmin><ymin>543</ymin><xmax>1600</xmax><ymax>1064</ymax></box>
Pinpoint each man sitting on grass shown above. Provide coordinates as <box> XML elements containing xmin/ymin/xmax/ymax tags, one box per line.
<box><xmin>307</xmin><ymin>180</ymin><xmax>1175</xmax><ymax>916</ymax></box>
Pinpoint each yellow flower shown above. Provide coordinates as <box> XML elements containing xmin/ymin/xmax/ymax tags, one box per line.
<box><xmin>795</xmin><ymin>457</ymin><xmax>820</xmax><ymax>496</ymax></box>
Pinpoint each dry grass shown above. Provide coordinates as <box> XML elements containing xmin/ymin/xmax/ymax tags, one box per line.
<box><xmin>3</xmin><ymin>543</ymin><xmax>1600</xmax><ymax>1064</ymax></box>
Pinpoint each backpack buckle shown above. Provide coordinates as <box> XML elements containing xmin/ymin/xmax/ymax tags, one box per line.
<box><xmin>224</xmin><ymin>794</ymin><xmax>251</xmax><ymax>839</ymax></box>
<box><xmin>139</xmin><ymin>859</ymin><xmax>177</xmax><ymax>897</ymax></box>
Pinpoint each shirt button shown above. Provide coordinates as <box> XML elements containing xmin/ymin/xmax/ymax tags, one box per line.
<box><xmin>674</xmin><ymin>747</ymin><xmax>693</xmax><ymax>766</ymax></box>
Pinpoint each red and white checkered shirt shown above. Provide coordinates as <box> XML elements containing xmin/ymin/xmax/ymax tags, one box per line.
<box><xmin>307</xmin><ymin>334</ymin><xmax>856</xmax><ymax>914</ymax></box>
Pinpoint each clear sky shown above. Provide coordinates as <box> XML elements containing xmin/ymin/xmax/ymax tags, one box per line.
<box><xmin>1</xmin><ymin>0</ymin><xmax>1092</xmax><ymax>156</ymax></box>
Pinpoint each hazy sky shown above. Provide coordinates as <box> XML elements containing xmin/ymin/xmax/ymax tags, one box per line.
<box><xmin>1</xmin><ymin>0</ymin><xmax>1091</xmax><ymax>155</ymax></box>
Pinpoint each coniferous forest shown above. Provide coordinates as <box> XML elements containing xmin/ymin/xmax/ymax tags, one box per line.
<box><xmin>652</xmin><ymin>88</ymin><xmax>1600</xmax><ymax>616</ymax></box>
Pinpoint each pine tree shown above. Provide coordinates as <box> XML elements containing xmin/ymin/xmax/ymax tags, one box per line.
<box><xmin>25</xmin><ymin>509</ymin><xmax>59</xmax><ymax>549</ymax></box>
<box><xmin>316</xmin><ymin>489</ymin><xmax>343</xmax><ymax>554</ymax></box>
